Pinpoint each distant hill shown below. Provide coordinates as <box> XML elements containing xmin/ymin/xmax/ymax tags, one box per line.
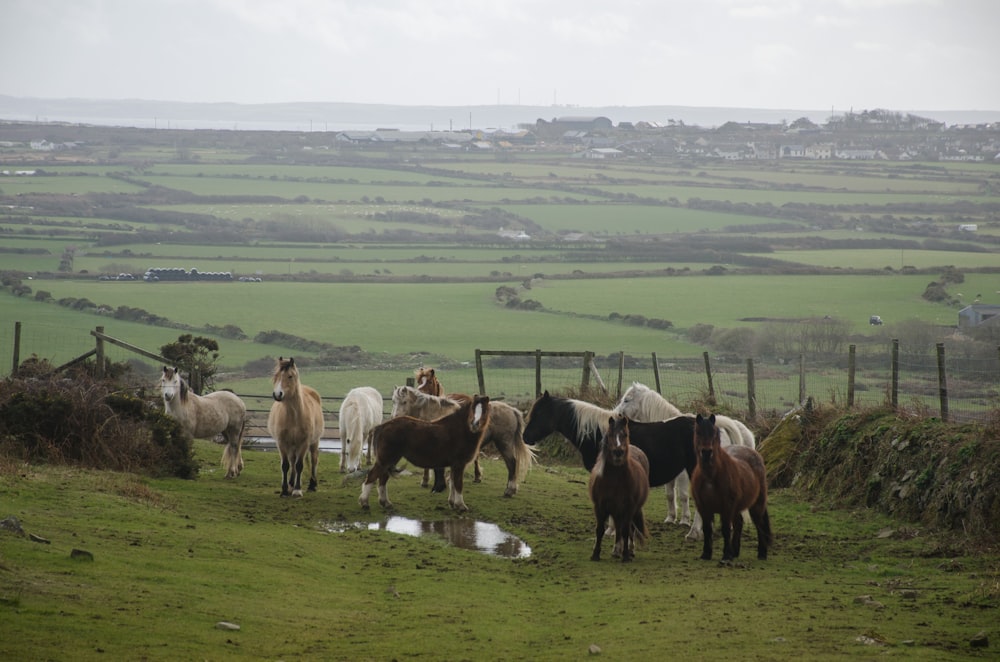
<box><xmin>1</xmin><ymin>95</ymin><xmax>996</xmax><ymax>133</ymax></box>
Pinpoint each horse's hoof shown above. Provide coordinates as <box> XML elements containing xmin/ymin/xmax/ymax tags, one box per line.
<box><xmin>292</xmin><ymin>490</ymin><xmax>303</xmax><ymax>498</ymax></box>
<box><xmin>664</xmin><ymin>515</ymin><xmax>677</xmax><ymax>524</ymax></box>
<box><xmin>503</xmin><ymin>490</ymin><xmax>515</xmax><ymax>498</ymax></box>
<box><xmin>474</xmin><ymin>478</ymin><xmax>482</xmax><ymax>484</ymax></box>
<box><xmin>678</xmin><ymin>517</ymin><xmax>692</xmax><ymax>526</ymax></box>
<box><xmin>700</xmin><ymin>555</ymin><xmax>712</xmax><ymax>561</ymax></box>
<box><xmin>590</xmin><ymin>554</ymin><xmax>601</xmax><ymax>562</ymax></box>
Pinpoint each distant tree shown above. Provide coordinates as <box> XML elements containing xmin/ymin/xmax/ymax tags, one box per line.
<box><xmin>160</xmin><ymin>334</ymin><xmax>220</xmax><ymax>394</ymax></box>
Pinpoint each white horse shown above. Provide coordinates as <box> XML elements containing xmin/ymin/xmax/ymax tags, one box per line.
<box><xmin>159</xmin><ymin>366</ymin><xmax>246</xmax><ymax>478</ymax></box>
<box><xmin>613</xmin><ymin>382</ymin><xmax>755</xmax><ymax>540</ymax></box>
<box><xmin>338</xmin><ymin>386</ymin><xmax>384</xmax><ymax>472</ymax></box>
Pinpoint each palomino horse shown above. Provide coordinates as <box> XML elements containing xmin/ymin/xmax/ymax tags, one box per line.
<box><xmin>391</xmin><ymin>385</ymin><xmax>536</xmax><ymax>497</ymax></box>
<box><xmin>268</xmin><ymin>357</ymin><xmax>324</xmax><ymax>497</ymax></box>
<box><xmin>160</xmin><ymin>366</ymin><xmax>246</xmax><ymax>478</ymax></box>
<box><xmin>589</xmin><ymin>416</ymin><xmax>650</xmax><ymax>562</ymax></box>
<box><xmin>360</xmin><ymin>394</ymin><xmax>491</xmax><ymax>512</ymax></box>
<box><xmin>691</xmin><ymin>413</ymin><xmax>772</xmax><ymax>562</ymax></box>
<box><xmin>338</xmin><ymin>386</ymin><xmax>383</xmax><ymax>472</ymax></box>
<box><xmin>614</xmin><ymin>381</ymin><xmax>755</xmax><ymax>540</ymax></box>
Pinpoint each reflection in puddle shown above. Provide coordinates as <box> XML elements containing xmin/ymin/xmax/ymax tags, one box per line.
<box><xmin>322</xmin><ymin>516</ymin><xmax>531</xmax><ymax>559</ymax></box>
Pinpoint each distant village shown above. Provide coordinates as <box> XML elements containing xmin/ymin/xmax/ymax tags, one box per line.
<box><xmin>3</xmin><ymin>108</ymin><xmax>999</xmax><ymax>164</ymax></box>
<box><xmin>331</xmin><ymin>110</ymin><xmax>1000</xmax><ymax>162</ymax></box>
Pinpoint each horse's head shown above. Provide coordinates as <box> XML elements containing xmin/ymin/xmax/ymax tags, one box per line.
<box><xmin>613</xmin><ymin>382</ymin><xmax>649</xmax><ymax>418</ymax></box>
<box><xmin>469</xmin><ymin>394</ymin><xmax>490</xmax><ymax>434</ymax></box>
<box><xmin>523</xmin><ymin>391</ymin><xmax>555</xmax><ymax>445</ymax></box>
<box><xmin>160</xmin><ymin>366</ymin><xmax>186</xmax><ymax>403</ymax></box>
<box><xmin>272</xmin><ymin>357</ymin><xmax>298</xmax><ymax>402</ymax></box>
<box><xmin>602</xmin><ymin>415</ymin><xmax>632</xmax><ymax>467</ymax></box>
<box><xmin>414</xmin><ymin>367</ymin><xmax>441</xmax><ymax>395</ymax></box>
<box><xmin>694</xmin><ymin>413</ymin><xmax>720</xmax><ymax>467</ymax></box>
<box><xmin>390</xmin><ymin>385</ymin><xmax>417</xmax><ymax>417</ymax></box>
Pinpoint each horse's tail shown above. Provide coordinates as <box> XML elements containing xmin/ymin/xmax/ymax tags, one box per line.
<box><xmin>511</xmin><ymin>409</ymin><xmax>537</xmax><ymax>482</ymax></box>
<box><xmin>632</xmin><ymin>510</ymin><xmax>650</xmax><ymax>549</ymax></box>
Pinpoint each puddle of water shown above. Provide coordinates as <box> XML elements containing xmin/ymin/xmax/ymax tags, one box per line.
<box><xmin>322</xmin><ymin>516</ymin><xmax>531</xmax><ymax>559</ymax></box>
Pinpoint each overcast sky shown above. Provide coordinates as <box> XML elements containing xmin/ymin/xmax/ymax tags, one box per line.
<box><xmin>2</xmin><ymin>0</ymin><xmax>997</xmax><ymax>113</ymax></box>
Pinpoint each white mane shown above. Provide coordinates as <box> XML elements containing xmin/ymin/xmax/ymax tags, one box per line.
<box><xmin>615</xmin><ymin>382</ymin><xmax>683</xmax><ymax>421</ymax></box>
<box><xmin>569</xmin><ymin>399</ymin><xmax>615</xmax><ymax>440</ymax></box>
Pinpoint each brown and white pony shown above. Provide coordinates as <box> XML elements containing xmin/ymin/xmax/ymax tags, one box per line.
<box><xmin>268</xmin><ymin>357</ymin><xmax>324</xmax><ymax>497</ymax></box>
<box><xmin>691</xmin><ymin>413</ymin><xmax>772</xmax><ymax>562</ymax></box>
<box><xmin>414</xmin><ymin>367</ymin><xmax>443</xmax><ymax>396</ymax></box>
<box><xmin>589</xmin><ymin>416</ymin><xmax>650</xmax><ymax>562</ymax></box>
<box><xmin>160</xmin><ymin>366</ymin><xmax>246</xmax><ymax>478</ymax></box>
<box><xmin>360</xmin><ymin>394</ymin><xmax>491</xmax><ymax>512</ymax></box>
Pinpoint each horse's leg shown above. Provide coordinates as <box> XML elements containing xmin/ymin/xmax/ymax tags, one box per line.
<box><xmin>751</xmin><ymin>505</ymin><xmax>772</xmax><ymax>560</ymax></box>
<box><xmin>591</xmin><ymin>513</ymin><xmax>606</xmax><ymax>561</ymax></box>
<box><xmin>699</xmin><ymin>511</ymin><xmax>714</xmax><ymax>560</ymax></box>
<box><xmin>291</xmin><ymin>453</ymin><xmax>306</xmax><ymax>498</ymax></box>
<box><xmin>377</xmin><ymin>472</ymin><xmax>392</xmax><ymax>509</ymax></box>
<box><xmin>279</xmin><ymin>449</ymin><xmax>292</xmax><ymax>497</ymax></box>
<box><xmin>618</xmin><ymin>515</ymin><xmax>633</xmax><ymax>563</ymax></box>
<box><xmin>339</xmin><ymin>437</ymin><xmax>347</xmax><ymax>472</ymax></box>
<box><xmin>307</xmin><ymin>443</ymin><xmax>319</xmax><ymax>492</ymax></box>
<box><xmin>731</xmin><ymin>512</ymin><xmax>744</xmax><ymax>560</ymax></box>
<box><xmin>676</xmin><ymin>472</ymin><xmax>692</xmax><ymax>526</ymax></box>
<box><xmin>686</xmin><ymin>511</ymin><xmax>704</xmax><ymax>542</ymax></box>
<box><xmin>719</xmin><ymin>513</ymin><xmax>736</xmax><ymax>561</ymax></box>
<box><xmin>663</xmin><ymin>480</ymin><xmax>677</xmax><ymax>523</ymax></box>
<box><xmin>498</xmin><ymin>438</ymin><xmax>518</xmax><ymax>497</ymax></box>
<box><xmin>474</xmin><ymin>454</ymin><xmax>483</xmax><ymax>483</ymax></box>
<box><xmin>448</xmin><ymin>463</ymin><xmax>469</xmax><ymax>512</ymax></box>
<box><xmin>421</xmin><ymin>468</ymin><xmax>431</xmax><ymax>489</ymax></box>
<box><xmin>222</xmin><ymin>432</ymin><xmax>243</xmax><ymax>479</ymax></box>
<box><xmin>359</xmin><ymin>470</ymin><xmax>376</xmax><ymax>509</ymax></box>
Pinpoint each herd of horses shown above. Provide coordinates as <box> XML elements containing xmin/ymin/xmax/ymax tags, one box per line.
<box><xmin>159</xmin><ymin>362</ymin><xmax>771</xmax><ymax>564</ymax></box>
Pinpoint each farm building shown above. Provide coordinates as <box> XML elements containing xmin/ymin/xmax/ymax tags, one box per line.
<box><xmin>958</xmin><ymin>304</ymin><xmax>1000</xmax><ymax>328</ymax></box>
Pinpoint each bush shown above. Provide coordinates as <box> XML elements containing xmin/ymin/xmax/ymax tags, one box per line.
<box><xmin>0</xmin><ymin>369</ymin><xmax>197</xmax><ymax>478</ymax></box>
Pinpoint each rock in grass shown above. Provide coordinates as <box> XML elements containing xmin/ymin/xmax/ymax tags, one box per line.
<box><xmin>70</xmin><ymin>549</ymin><xmax>94</xmax><ymax>561</ymax></box>
<box><xmin>216</xmin><ymin>622</ymin><xmax>241</xmax><ymax>631</ymax></box>
<box><xmin>970</xmin><ymin>631</ymin><xmax>988</xmax><ymax>648</ymax></box>
<box><xmin>0</xmin><ymin>516</ymin><xmax>25</xmax><ymax>536</ymax></box>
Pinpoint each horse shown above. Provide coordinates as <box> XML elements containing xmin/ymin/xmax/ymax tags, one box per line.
<box><xmin>589</xmin><ymin>416</ymin><xmax>650</xmax><ymax>562</ymax></box>
<box><xmin>338</xmin><ymin>386</ymin><xmax>384</xmax><ymax>473</ymax></box>
<box><xmin>159</xmin><ymin>366</ymin><xmax>246</xmax><ymax>478</ymax></box>
<box><xmin>391</xmin><ymin>385</ymin><xmax>536</xmax><ymax>497</ymax></box>
<box><xmin>360</xmin><ymin>394</ymin><xmax>491</xmax><ymax>512</ymax></box>
<box><xmin>268</xmin><ymin>357</ymin><xmax>324</xmax><ymax>497</ymax></box>
<box><xmin>414</xmin><ymin>366</ymin><xmax>443</xmax><ymax>396</ymax></box>
<box><xmin>691</xmin><ymin>413</ymin><xmax>772</xmax><ymax>562</ymax></box>
<box><xmin>613</xmin><ymin>381</ymin><xmax>755</xmax><ymax>540</ymax></box>
<box><xmin>523</xmin><ymin>391</ymin><xmax>696</xmax><ymax>514</ymax></box>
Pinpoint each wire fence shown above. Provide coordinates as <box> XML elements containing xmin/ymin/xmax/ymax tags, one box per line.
<box><xmin>3</xmin><ymin>322</ymin><xmax>998</xmax><ymax>427</ymax></box>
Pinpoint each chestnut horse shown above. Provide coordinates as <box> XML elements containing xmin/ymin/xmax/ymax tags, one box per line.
<box><xmin>160</xmin><ymin>366</ymin><xmax>246</xmax><ymax>478</ymax></box>
<box><xmin>360</xmin><ymin>394</ymin><xmax>491</xmax><ymax>512</ymax></box>
<box><xmin>391</xmin><ymin>385</ymin><xmax>536</xmax><ymax>497</ymax></box>
<box><xmin>414</xmin><ymin>367</ymin><xmax>443</xmax><ymax>396</ymax></box>
<box><xmin>589</xmin><ymin>416</ymin><xmax>650</xmax><ymax>563</ymax></box>
<box><xmin>268</xmin><ymin>357</ymin><xmax>324</xmax><ymax>497</ymax></box>
<box><xmin>691</xmin><ymin>413</ymin><xmax>772</xmax><ymax>562</ymax></box>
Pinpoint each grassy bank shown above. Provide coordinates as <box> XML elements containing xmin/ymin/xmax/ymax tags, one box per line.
<box><xmin>1</xmin><ymin>440</ymin><xmax>996</xmax><ymax>660</ymax></box>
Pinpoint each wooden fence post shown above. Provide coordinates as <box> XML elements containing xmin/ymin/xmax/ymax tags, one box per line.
<box><xmin>535</xmin><ymin>349</ymin><xmax>542</xmax><ymax>398</ymax></box>
<box><xmin>652</xmin><ymin>352</ymin><xmax>661</xmax><ymax>393</ymax></box>
<box><xmin>616</xmin><ymin>351</ymin><xmax>624</xmax><ymax>399</ymax></box>
<box><xmin>937</xmin><ymin>342</ymin><xmax>948</xmax><ymax>422</ymax></box>
<box><xmin>798</xmin><ymin>353</ymin><xmax>806</xmax><ymax>405</ymax></box>
<box><xmin>95</xmin><ymin>326</ymin><xmax>105</xmax><ymax>379</ymax></box>
<box><xmin>581</xmin><ymin>351</ymin><xmax>593</xmax><ymax>393</ymax></box>
<box><xmin>746</xmin><ymin>358</ymin><xmax>756</xmax><ymax>420</ymax></box>
<box><xmin>475</xmin><ymin>349</ymin><xmax>485</xmax><ymax>396</ymax></box>
<box><xmin>703</xmin><ymin>351</ymin><xmax>715</xmax><ymax>405</ymax></box>
<box><xmin>847</xmin><ymin>344</ymin><xmax>856</xmax><ymax>408</ymax></box>
<box><xmin>11</xmin><ymin>321</ymin><xmax>21</xmax><ymax>376</ymax></box>
<box><xmin>891</xmin><ymin>338</ymin><xmax>899</xmax><ymax>410</ymax></box>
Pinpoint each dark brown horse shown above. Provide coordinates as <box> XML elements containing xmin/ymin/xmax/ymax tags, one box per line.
<box><xmin>360</xmin><ymin>394</ymin><xmax>491</xmax><ymax>512</ymax></box>
<box><xmin>589</xmin><ymin>416</ymin><xmax>650</xmax><ymax>562</ymax></box>
<box><xmin>690</xmin><ymin>413</ymin><xmax>772</xmax><ymax>562</ymax></box>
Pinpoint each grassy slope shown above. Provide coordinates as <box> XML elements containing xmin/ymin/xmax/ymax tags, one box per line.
<box><xmin>1</xmin><ymin>440</ymin><xmax>995</xmax><ymax>661</ymax></box>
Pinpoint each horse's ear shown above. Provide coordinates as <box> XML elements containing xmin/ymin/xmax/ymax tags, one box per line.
<box><xmin>543</xmin><ymin>390</ymin><xmax>550</xmax><ymax>398</ymax></box>
<box><xmin>696</xmin><ymin>413</ymin><xmax>704</xmax><ymax>424</ymax></box>
<box><xmin>708</xmin><ymin>413</ymin><xmax>716</xmax><ymax>424</ymax></box>
<box><xmin>288</xmin><ymin>357</ymin><xmax>295</xmax><ymax>366</ymax></box>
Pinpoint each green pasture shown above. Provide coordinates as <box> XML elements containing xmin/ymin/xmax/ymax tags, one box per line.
<box><xmin>495</xmin><ymin>202</ymin><xmax>800</xmax><ymax>234</ymax></box>
<box><xmin>521</xmin><ymin>272</ymin><xmax>972</xmax><ymax>331</ymax></box>
<box><xmin>0</xmin><ymin>174</ymin><xmax>144</xmax><ymax>195</ymax></box>
<box><xmin>145</xmin><ymin>163</ymin><xmax>478</xmax><ymax>184</ymax></box>
<box><xmin>136</xmin><ymin>174</ymin><xmax>606</xmax><ymax>204</ymax></box>
<box><xmin>772</xmin><ymin>248</ymin><xmax>1000</xmax><ymax>270</ymax></box>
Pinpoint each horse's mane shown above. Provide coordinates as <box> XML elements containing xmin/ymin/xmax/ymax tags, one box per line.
<box><xmin>568</xmin><ymin>398</ymin><xmax>614</xmax><ymax>441</ymax></box>
<box><xmin>621</xmin><ymin>382</ymin><xmax>682</xmax><ymax>420</ymax></box>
